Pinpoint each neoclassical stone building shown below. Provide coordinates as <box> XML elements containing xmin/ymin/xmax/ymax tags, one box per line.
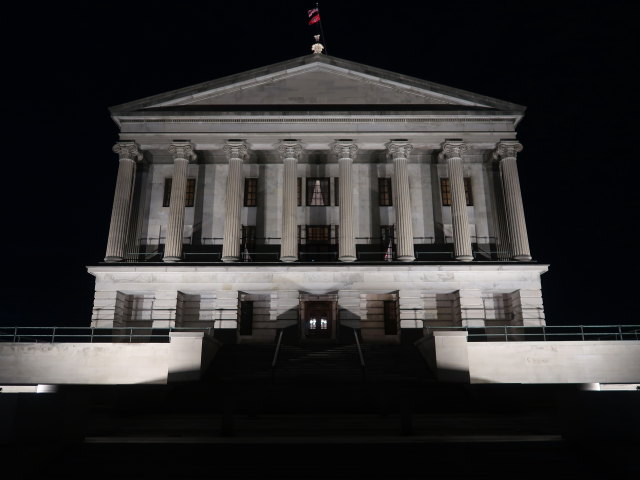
<box><xmin>89</xmin><ymin>53</ymin><xmax>546</xmax><ymax>343</ymax></box>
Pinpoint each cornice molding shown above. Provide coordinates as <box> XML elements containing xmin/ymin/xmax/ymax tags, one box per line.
<box><xmin>118</xmin><ymin>115</ymin><xmax>519</xmax><ymax>125</ymax></box>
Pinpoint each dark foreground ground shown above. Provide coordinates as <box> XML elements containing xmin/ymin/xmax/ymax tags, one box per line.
<box><xmin>2</xmin><ymin>342</ymin><xmax>638</xmax><ymax>479</ymax></box>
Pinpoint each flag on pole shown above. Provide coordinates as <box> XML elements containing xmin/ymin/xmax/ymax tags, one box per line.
<box><xmin>308</xmin><ymin>7</ymin><xmax>320</xmax><ymax>25</ymax></box>
<box><xmin>384</xmin><ymin>240</ymin><xmax>393</xmax><ymax>262</ymax></box>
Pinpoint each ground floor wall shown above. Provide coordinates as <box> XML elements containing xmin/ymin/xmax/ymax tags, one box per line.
<box><xmin>88</xmin><ymin>264</ymin><xmax>548</xmax><ymax>343</ymax></box>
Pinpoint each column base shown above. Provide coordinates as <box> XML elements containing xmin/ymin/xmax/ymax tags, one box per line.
<box><xmin>396</xmin><ymin>255</ymin><xmax>415</xmax><ymax>262</ymax></box>
<box><xmin>339</xmin><ymin>255</ymin><xmax>357</xmax><ymax>263</ymax></box>
<box><xmin>280</xmin><ymin>256</ymin><xmax>298</xmax><ymax>263</ymax></box>
<box><xmin>455</xmin><ymin>255</ymin><xmax>474</xmax><ymax>262</ymax></box>
<box><xmin>221</xmin><ymin>256</ymin><xmax>239</xmax><ymax>263</ymax></box>
<box><xmin>104</xmin><ymin>256</ymin><xmax>123</xmax><ymax>263</ymax></box>
<box><xmin>163</xmin><ymin>256</ymin><xmax>181</xmax><ymax>263</ymax></box>
<box><xmin>513</xmin><ymin>254</ymin><xmax>532</xmax><ymax>262</ymax></box>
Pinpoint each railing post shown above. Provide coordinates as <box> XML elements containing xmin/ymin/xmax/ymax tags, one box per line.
<box><xmin>272</xmin><ymin>329</ymin><xmax>284</xmax><ymax>368</ymax></box>
<box><xmin>542</xmin><ymin>325</ymin><xmax>546</xmax><ymax>341</ymax></box>
<box><xmin>52</xmin><ymin>326</ymin><xmax>56</xmax><ymax>343</ymax></box>
<box><xmin>618</xmin><ymin>325</ymin><xmax>623</xmax><ymax>341</ymax></box>
<box><xmin>580</xmin><ymin>325</ymin><xmax>584</xmax><ymax>341</ymax></box>
<box><xmin>90</xmin><ymin>327</ymin><xmax>94</xmax><ymax>343</ymax></box>
<box><xmin>504</xmin><ymin>325</ymin><xmax>508</xmax><ymax>342</ymax></box>
<box><xmin>353</xmin><ymin>329</ymin><xmax>366</xmax><ymax>381</ymax></box>
<box><xmin>13</xmin><ymin>327</ymin><xmax>17</xmax><ymax>343</ymax></box>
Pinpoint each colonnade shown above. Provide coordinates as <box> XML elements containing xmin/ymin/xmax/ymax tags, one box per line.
<box><xmin>104</xmin><ymin>139</ymin><xmax>530</xmax><ymax>263</ymax></box>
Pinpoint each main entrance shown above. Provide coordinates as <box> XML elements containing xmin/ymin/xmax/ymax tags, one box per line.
<box><xmin>305</xmin><ymin>301</ymin><xmax>333</xmax><ymax>339</ymax></box>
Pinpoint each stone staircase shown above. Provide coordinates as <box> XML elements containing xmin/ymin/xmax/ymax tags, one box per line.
<box><xmin>7</xmin><ymin>341</ymin><xmax>637</xmax><ymax>479</ymax></box>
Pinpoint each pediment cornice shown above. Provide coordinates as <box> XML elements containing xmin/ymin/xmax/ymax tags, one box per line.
<box><xmin>110</xmin><ymin>54</ymin><xmax>525</xmax><ymax>118</ymax></box>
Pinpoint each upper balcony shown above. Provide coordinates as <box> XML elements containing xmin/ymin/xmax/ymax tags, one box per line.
<box><xmin>119</xmin><ymin>234</ymin><xmax>517</xmax><ymax>264</ymax></box>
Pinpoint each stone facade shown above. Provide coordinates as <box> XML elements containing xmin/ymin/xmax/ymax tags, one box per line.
<box><xmin>90</xmin><ymin>54</ymin><xmax>544</xmax><ymax>343</ymax></box>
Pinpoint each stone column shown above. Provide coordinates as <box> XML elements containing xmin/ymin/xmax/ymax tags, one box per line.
<box><xmin>441</xmin><ymin>141</ymin><xmax>473</xmax><ymax>261</ymax></box>
<box><xmin>334</xmin><ymin>141</ymin><xmax>358</xmax><ymax>262</ymax></box>
<box><xmin>221</xmin><ymin>141</ymin><xmax>248</xmax><ymax>262</ymax></box>
<box><xmin>494</xmin><ymin>141</ymin><xmax>531</xmax><ymax>261</ymax></box>
<box><xmin>278</xmin><ymin>141</ymin><xmax>302</xmax><ymax>262</ymax></box>
<box><xmin>387</xmin><ymin>141</ymin><xmax>415</xmax><ymax>262</ymax></box>
<box><xmin>104</xmin><ymin>142</ymin><xmax>143</xmax><ymax>262</ymax></box>
<box><xmin>163</xmin><ymin>142</ymin><xmax>196</xmax><ymax>262</ymax></box>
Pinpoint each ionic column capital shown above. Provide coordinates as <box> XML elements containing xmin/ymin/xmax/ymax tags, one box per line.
<box><xmin>332</xmin><ymin>141</ymin><xmax>358</xmax><ymax>160</ymax></box>
<box><xmin>168</xmin><ymin>142</ymin><xmax>197</xmax><ymax>162</ymax></box>
<box><xmin>223</xmin><ymin>141</ymin><xmax>249</xmax><ymax>160</ymax></box>
<box><xmin>112</xmin><ymin>141</ymin><xmax>143</xmax><ymax>162</ymax></box>
<box><xmin>386</xmin><ymin>141</ymin><xmax>413</xmax><ymax>160</ymax></box>
<box><xmin>493</xmin><ymin>141</ymin><xmax>523</xmax><ymax>160</ymax></box>
<box><xmin>439</xmin><ymin>141</ymin><xmax>469</xmax><ymax>161</ymax></box>
<box><xmin>277</xmin><ymin>141</ymin><xmax>303</xmax><ymax>160</ymax></box>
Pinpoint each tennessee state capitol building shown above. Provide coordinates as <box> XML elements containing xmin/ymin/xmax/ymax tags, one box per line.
<box><xmin>89</xmin><ymin>48</ymin><xmax>546</xmax><ymax>344</ymax></box>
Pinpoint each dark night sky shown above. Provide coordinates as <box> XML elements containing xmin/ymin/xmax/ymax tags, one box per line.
<box><xmin>0</xmin><ymin>2</ymin><xmax>637</xmax><ymax>327</ymax></box>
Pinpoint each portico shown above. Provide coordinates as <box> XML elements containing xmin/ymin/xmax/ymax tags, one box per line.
<box><xmin>93</xmin><ymin>53</ymin><xmax>544</xmax><ymax>343</ymax></box>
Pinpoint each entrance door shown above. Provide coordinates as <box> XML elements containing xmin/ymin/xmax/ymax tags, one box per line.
<box><xmin>305</xmin><ymin>301</ymin><xmax>332</xmax><ymax>339</ymax></box>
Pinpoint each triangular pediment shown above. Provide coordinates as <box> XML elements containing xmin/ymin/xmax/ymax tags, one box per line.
<box><xmin>111</xmin><ymin>55</ymin><xmax>524</xmax><ymax>114</ymax></box>
<box><xmin>165</xmin><ymin>68</ymin><xmax>456</xmax><ymax>107</ymax></box>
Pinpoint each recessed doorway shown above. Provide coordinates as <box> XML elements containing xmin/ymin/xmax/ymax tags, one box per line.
<box><xmin>305</xmin><ymin>301</ymin><xmax>333</xmax><ymax>339</ymax></box>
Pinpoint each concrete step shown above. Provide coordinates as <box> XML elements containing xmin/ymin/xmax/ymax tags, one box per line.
<box><xmin>86</xmin><ymin>411</ymin><xmax>561</xmax><ymax>438</ymax></box>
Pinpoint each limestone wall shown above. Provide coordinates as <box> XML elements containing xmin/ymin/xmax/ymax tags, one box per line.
<box><xmin>417</xmin><ymin>332</ymin><xmax>640</xmax><ymax>384</ymax></box>
<box><xmin>132</xmin><ymin>151</ymin><xmax>498</xmax><ymax>249</ymax></box>
<box><xmin>0</xmin><ymin>333</ymin><xmax>216</xmax><ymax>385</ymax></box>
<box><xmin>89</xmin><ymin>265</ymin><xmax>547</xmax><ymax>337</ymax></box>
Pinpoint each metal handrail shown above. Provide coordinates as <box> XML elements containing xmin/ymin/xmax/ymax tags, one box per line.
<box><xmin>423</xmin><ymin>325</ymin><xmax>640</xmax><ymax>342</ymax></box>
<box><xmin>0</xmin><ymin>326</ymin><xmax>215</xmax><ymax>343</ymax></box>
<box><xmin>415</xmin><ymin>251</ymin><xmax>455</xmax><ymax>260</ymax></box>
<box><xmin>270</xmin><ymin>323</ymin><xmax>298</xmax><ymax>380</ymax></box>
<box><xmin>353</xmin><ymin>328</ymin><xmax>366</xmax><ymax>381</ymax></box>
<box><xmin>271</xmin><ymin>330</ymin><xmax>285</xmax><ymax>369</ymax></box>
<box><xmin>298</xmin><ymin>252</ymin><xmax>339</xmax><ymax>259</ymax></box>
<box><xmin>239</xmin><ymin>252</ymin><xmax>280</xmax><ymax>262</ymax></box>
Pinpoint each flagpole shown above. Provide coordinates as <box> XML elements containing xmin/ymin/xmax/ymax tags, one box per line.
<box><xmin>317</xmin><ymin>2</ymin><xmax>328</xmax><ymax>54</ymax></box>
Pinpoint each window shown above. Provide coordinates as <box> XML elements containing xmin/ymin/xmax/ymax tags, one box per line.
<box><xmin>378</xmin><ymin>178</ymin><xmax>392</xmax><ymax>206</ymax></box>
<box><xmin>440</xmin><ymin>177</ymin><xmax>473</xmax><ymax>206</ymax></box>
<box><xmin>306</xmin><ymin>225</ymin><xmax>331</xmax><ymax>244</ymax></box>
<box><xmin>241</xmin><ymin>226</ymin><xmax>256</xmax><ymax>250</ymax></box>
<box><xmin>163</xmin><ymin>178</ymin><xmax>172</xmax><ymax>207</ymax></box>
<box><xmin>383</xmin><ymin>300</ymin><xmax>398</xmax><ymax>335</ymax></box>
<box><xmin>244</xmin><ymin>178</ymin><xmax>258</xmax><ymax>207</ymax></box>
<box><xmin>333</xmin><ymin>177</ymin><xmax>339</xmax><ymax>206</ymax></box>
<box><xmin>239</xmin><ymin>300</ymin><xmax>253</xmax><ymax>335</ymax></box>
<box><xmin>381</xmin><ymin>225</ymin><xmax>395</xmax><ymax>247</ymax></box>
<box><xmin>162</xmin><ymin>178</ymin><xmax>196</xmax><ymax>207</ymax></box>
<box><xmin>306</xmin><ymin>178</ymin><xmax>330</xmax><ymax>206</ymax></box>
<box><xmin>297</xmin><ymin>177</ymin><xmax>302</xmax><ymax>206</ymax></box>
